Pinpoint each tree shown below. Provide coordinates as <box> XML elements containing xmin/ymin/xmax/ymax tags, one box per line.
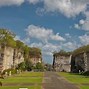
<box><xmin>23</xmin><ymin>45</ymin><xmax>30</xmax><ymax>60</ymax></box>
<box><xmin>73</xmin><ymin>45</ymin><xmax>89</xmax><ymax>56</ymax></box>
<box><xmin>17</xmin><ymin>62</ymin><xmax>26</xmax><ymax>71</ymax></box>
<box><xmin>29</xmin><ymin>47</ymin><xmax>41</xmax><ymax>58</ymax></box>
<box><xmin>25</xmin><ymin>60</ymin><xmax>33</xmax><ymax>71</ymax></box>
<box><xmin>16</xmin><ymin>40</ymin><xmax>24</xmax><ymax>49</ymax></box>
<box><xmin>44</xmin><ymin>63</ymin><xmax>52</xmax><ymax>71</ymax></box>
<box><xmin>35</xmin><ymin>62</ymin><xmax>44</xmax><ymax>71</ymax></box>
<box><xmin>0</xmin><ymin>29</ymin><xmax>16</xmax><ymax>47</ymax></box>
<box><xmin>53</xmin><ymin>50</ymin><xmax>71</xmax><ymax>56</ymax></box>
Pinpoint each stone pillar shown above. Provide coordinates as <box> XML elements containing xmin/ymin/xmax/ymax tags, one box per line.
<box><xmin>9</xmin><ymin>71</ymin><xmax>11</xmax><ymax>76</ymax></box>
<box><xmin>53</xmin><ymin>55</ymin><xmax>55</xmax><ymax>69</ymax></box>
<box><xmin>5</xmin><ymin>71</ymin><xmax>8</xmax><ymax>77</ymax></box>
<box><xmin>84</xmin><ymin>52</ymin><xmax>88</xmax><ymax>71</ymax></box>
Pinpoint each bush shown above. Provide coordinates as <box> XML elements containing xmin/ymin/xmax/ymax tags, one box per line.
<box><xmin>2</xmin><ymin>69</ymin><xmax>17</xmax><ymax>75</ymax></box>
<box><xmin>25</xmin><ymin>61</ymin><xmax>33</xmax><ymax>71</ymax></box>
<box><xmin>82</xmin><ymin>71</ymin><xmax>89</xmax><ymax>76</ymax></box>
<box><xmin>17</xmin><ymin>62</ymin><xmax>26</xmax><ymax>71</ymax></box>
<box><xmin>34</xmin><ymin>62</ymin><xmax>44</xmax><ymax>72</ymax></box>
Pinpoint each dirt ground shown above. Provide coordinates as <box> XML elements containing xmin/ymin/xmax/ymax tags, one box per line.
<box><xmin>42</xmin><ymin>72</ymin><xmax>80</xmax><ymax>89</ymax></box>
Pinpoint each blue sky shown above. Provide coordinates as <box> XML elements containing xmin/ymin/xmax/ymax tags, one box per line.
<box><xmin>0</xmin><ymin>0</ymin><xmax>89</xmax><ymax>64</ymax></box>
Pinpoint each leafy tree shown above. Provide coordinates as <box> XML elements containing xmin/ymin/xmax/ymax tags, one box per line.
<box><xmin>35</xmin><ymin>62</ymin><xmax>44</xmax><ymax>71</ymax></box>
<box><xmin>17</xmin><ymin>62</ymin><xmax>26</xmax><ymax>71</ymax></box>
<box><xmin>54</xmin><ymin>50</ymin><xmax>71</xmax><ymax>56</ymax></box>
<box><xmin>0</xmin><ymin>29</ymin><xmax>16</xmax><ymax>47</ymax></box>
<box><xmin>73</xmin><ymin>45</ymin><xmax>89</xmax><ymax>56</ymax></box>
<box><xmin>25</xmin><ymin>60</ymin><xmax>33</xmax><ymax>71</ymax></box>
<box><xmin>23</xmin><ymin>45</ymin><xmax>30</xmax><ymax>60</ymax></box>
<box><xmin>16</xmin><ymin>40</ymin><xmax>24</xmax><ymax>49</ymax></box>
<box><xmin>29</xmin><ymin>47</ymin><xmax>41</xmax><ymax>58</ymax></box>
<box><xmin>44</xmin><ymin>63</ymin><xmax>52</xmax><ymax>71</ymax></box>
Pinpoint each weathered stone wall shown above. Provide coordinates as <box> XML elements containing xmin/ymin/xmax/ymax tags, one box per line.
<box><xmin>0</xmin><ymin>46</ymin><xmax>24</xmax><ymax>72</ymax></box>
<box><xmin>71</xmin><ymin>52</ymin><xmax>89</xmax><ymax>73</ymax></box>
<box><xmin>84</xmin><ymin>52</ymin><xmax>89</xmax><ymax>71</ymax></box>
<box><xmin>0</xmin><ymin>45</ymin><xmax>4</xmax><ymax>71</ymax></box>
<box><xmin>30</xmin><ymin>57</ymin><xmax>42</xmax><ymax>65</ymax></box>
<box><xmin>3</xmin><ymin>46</ymin><xmax>14</xmax><ymax>70</ymax></box>
<box><xmin>13</xmin><ymin>49</ymin><xmax>24</xmax><ymax>67</ymax></box>
<box><xmin>53</xmin><ymin>55</ymin><xmax>71</xmax><ymax>72</ymax></box>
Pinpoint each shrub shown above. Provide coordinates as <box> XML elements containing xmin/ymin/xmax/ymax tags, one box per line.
<box><xmin>2</xmin><ymin>69</ymin><xmax>17</xmax><ymax>75</ymax></box>
<box><xmin>82</xmin><ymin>71</ymin><xmax>89</xmax><ymax>76</ymax></box>
<box><xmin>17</xmin><ymin>62</ymin><xmax>26</xmax><ymax>71</ymax></box>
<box><xmin>34</xmin><ymin>62</ymin><xmax>44</xmax><ymax>72</ymax></box>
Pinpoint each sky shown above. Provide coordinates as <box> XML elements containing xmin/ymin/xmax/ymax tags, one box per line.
<box><xmin>0</xmin><ymin>0</ymin><xmax>89</xmax><ymax>64</ymax></box>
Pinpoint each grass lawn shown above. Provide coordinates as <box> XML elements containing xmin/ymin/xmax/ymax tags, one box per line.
<box><xmin>0</xmin><ymin>77</ymin><xmax>42</xmax><ymax>83</ymax></box>
<box><xmin>58</xmin><ymin>72</ymin><xmax>89</xmax><ymax>89</ymax></box>
<box><xmin>0</xmin><ymin>86</ymin><xmax>41</xmax><ymax>89</ymax></box>
<box><xmin>0</xmin><ymin>72</ymin><xmax>44</xmax><ymax>89</ymax></box>
<box><xmin>15</xmin><ymin>72</ymin><xmax>44</xmax><ymax>77</ymax></box>
<box><xmin>80</xmin><ymin>86</ymin><xmax>89</xmax><ymax>89</ymax></box>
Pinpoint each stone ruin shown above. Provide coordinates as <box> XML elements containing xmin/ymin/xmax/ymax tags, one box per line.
<box><xmin>71</xmin><ymin>52</ymin><xmax>89</xmax><ymax>73</ymax></box>
<box><xmin>53</xmin><ymin>52</ymin><xmax>71</xmax><ymax>72</ymax></box>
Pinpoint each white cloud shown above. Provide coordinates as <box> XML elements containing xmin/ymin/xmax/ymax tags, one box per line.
<box><xmin>74</xmin><ymin>12</ymin><xmax>89</xmax><ymax>31</ymax></box>
<box><xmin>65</xmin><ymin>33</ymin><xmax>71</xmax><ymax>38</ymax></box>
<box><xmin>0</xmin><ymin>0</ymin><xmax>89</xmax><ymax>18</ymax></box>
<box><xmin>36</xmin><ymin>0</ymin><xmax>88</xmax><ymax>18</ymax></box>
<box><xmin>32</xmin><ymin>0</ymin><xmax>89</xmax><ymax>18</ymax></box>
<box><xmin>27</xmin><ymin>0</ymin><xmax>40</xmax><ymax>4</ymax></box>
<box><xmin>74</xmin><ymin>24</ymin><xmax>80</xmax><ymax>29</ymax></box>
<box><xmin>14</xmin><ymin>35</ymin><xmax>21</xmax><ymax>41</ymax></box>
<box><xmin>23</xmin><ymin>37</ymin><xmax>30</xmax><ymax>44</ymax></box>
<box><xmin>79</xmin><ymin>19</ymin><xmax>85</xmax><ymax>25</ymax></box>
<box><xmin>79</xmin><ymin>34</ymin><xmax>89</xmax><ymax>45</ymax></box>
<box><xmin>0</xmin><ymin>0</ymin><xmax>24</xmax><ymax>6</ymax></box>
<box><xmin>30</xmin><ymin>42</ymin><xmax>61</xmax><ymax>56</ymax></box>
<box><xmin>30</xmin><ymin>42</ymin><xmax>43</xmax><ymax>48</ymax></box>
<box><xmin>81</xmin><ymin>12</ymin><xmax>89</xmax><ymax>31</ymax></box>
<box><xmin>51</xmin><ymin>33</ymin><xmax>65</xmax><ymax>41</ymax></box>
<box><xmin>62</xmin><ymin>41</ymin><xmax>79</xmax><ymax>51</ymax></box>
<box><xmin>25</xmin><ymin>24</ymin><xmax>65</xmax><ymax>43</ymax></box>
<box><xmin>43</xmin><ymin>43</ymin><xmax>60</xmax><ymax>52</ymax></box>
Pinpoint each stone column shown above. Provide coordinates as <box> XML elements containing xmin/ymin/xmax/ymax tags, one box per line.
<box><xmin>83</xmin><ymin>52</ymin><xmax>88</xmax><ymax>72</ymax></box>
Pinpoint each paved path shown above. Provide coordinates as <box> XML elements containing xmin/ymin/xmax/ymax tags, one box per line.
<box><xmin>43</xmin><ymin>72</ymin><xmax>79</xmax><ymax>89</ymax></box>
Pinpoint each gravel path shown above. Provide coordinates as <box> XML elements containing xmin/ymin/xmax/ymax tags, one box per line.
<box><xmin>43</xmin><ymin>72</ymin><xmax>79</xmax><ymax>89</ymax></box>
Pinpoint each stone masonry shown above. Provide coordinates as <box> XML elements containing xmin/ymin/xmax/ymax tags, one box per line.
<box><xmin>53</xmin><ymin>53</ymin><xmax>71</xmax><ymax>72</ymax></box>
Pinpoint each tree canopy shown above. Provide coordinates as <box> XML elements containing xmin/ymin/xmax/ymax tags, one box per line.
<box><xmin>53</xmin><ymin>50</ymin><xmax>71</xmax><ymax>56</ymax></box>
<box><xmin>73</xmin><ymin>45</ymin><xmax>89</xmax><ymax>56</ymax></box>
<box><xmin>0</xmin><ymin>29</ymin><xmax>16</xmax><ymax>47</ymax></box>
<box><xmin>0</xmin><ymin>29</ymin><xmax>42</xmax><ymax>60</ymax></box>
<box><xmin>29</xmin><ymin>47</ymin><xmax>41</xmax><ymax>58</ymax></box>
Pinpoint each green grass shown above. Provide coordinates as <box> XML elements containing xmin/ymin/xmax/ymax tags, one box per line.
<box><xmin>0</xmin><ymin>72</ymin><xmax>44</xmax><ymax>89</ymax></box>
<box><xmin>15</xmin><ymin>72</ymin><xmax>44</xmax><ymax>77</ymax></box>
<box><xmin>80</xmin><ymin>86</ymin><xmax>89</xmax><ymax>89</ymax></box>
<box><xmin>58</xmin><ymin>72</ymin><xmax>89</xmax><ymax>89</ymax></box>
<box><xmin>0</xmin><ymin>86</ymin><xmax>41</xmax><ymax>89</ymax></box>
<box><xmin>0</xmin><ymin>77</ymin><xmax>42</xmax><ymax>83</ymax></box>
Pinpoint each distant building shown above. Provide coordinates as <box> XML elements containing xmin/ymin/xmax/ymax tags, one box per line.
<box><xmin>53</xmin><ymin>51</ymin><xmax>71</xmax><ymax>72</ymax></box>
